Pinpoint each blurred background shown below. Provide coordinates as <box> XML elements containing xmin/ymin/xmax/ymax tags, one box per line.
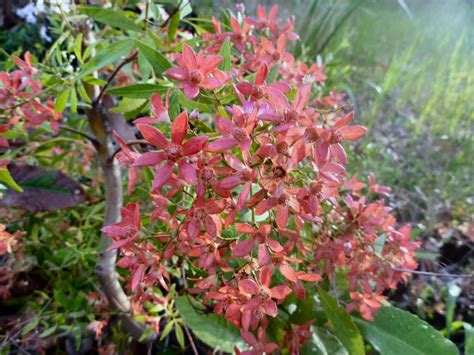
<box><xmin>0</xmin><ymin>0</ymin><xmax>472</xmax><ymax>352</ymax></box>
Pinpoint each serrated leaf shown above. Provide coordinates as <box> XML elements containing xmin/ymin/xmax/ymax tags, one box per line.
<box><xmin>133</xmin><ymin>39</ymin><xmax>171</xmax><ymax>75</ymax></box>
<box><xmin>55</xmin><ymin>87</ymin><xmax>71</xmax><ymax>112</ymax></box>
<box><xmin>167</xmin><ymin>11</ymin><xmax>180</xmax><ymax>44</ymax></box>
<box><xmin>175</xmin><ymin>296</ymin><xmax>244</xmax><ymax>353</ymax></box>
<box><xmin>0</xmin><ymin>164</ymin><xmax>86</xmax><ymax>212</ymax></box>
<box><xmin>79</xmin><ymin>7</ymin><xmax>141</xmax><ymax>32</ymax></box>
<box><xmin>353</xmin><ymin>306</ymin><xmax>458</xmax><ymax>355</ymax></box>
<box><xmin>218</xmin><ymin>37</ymin><xmax>231</xmax><ymax>72</ymax></box>
<box><xmin>79</xmin><ymin>39</ymin><xmax>134</xmax><ymax>78</ymax></box>
<box><xmin>108</xmin><ymin>84</ymin><xmax>167</xmax><ymax>99</ymax></box>
<box><xmin>318</xmin><ymin>289</ymin><xmax>364</xmax><ymax>355</ymax></box>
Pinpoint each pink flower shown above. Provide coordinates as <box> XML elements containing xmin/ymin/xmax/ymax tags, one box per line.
<box><xmin>134</xmin><ymin>111</ymin><xmax>208</xmax><ymax>188</ymax></box>
<box><xmin>164</xmin><ymin>44</ymin><xmax>224</xmax><ymax>99</ymax></box>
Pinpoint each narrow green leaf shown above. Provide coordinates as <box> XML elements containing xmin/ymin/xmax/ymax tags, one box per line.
<box><xmin>0</xmin><ymin>169</ymin><xmax>23</xmax><ymax>192</ymax></box>
<box><xmin>55</xmin><ymin>88</ymin><xmax>72</xmax><ymax>112</ymax></box>
<box><xmin>160</xmin><ymin>320</ymin><xmax>175</xmax><ymax>341</ymax></box>
<box><xmin>110</xmin><ymin>98</ymin><xmax>147</xmax><ymax>114</ymax></box>
<box><xmin>73</xmin><ymin>33</ymin><xmax>83</xmax><ymax>62</ymax></box>
<box><xmin>464</xmin><ymin>323</ymin><xmax>474</xmax><ymax>355</ymax></box>
<box><xmin>79</xmin><ymin>7</ymin><xmax>141</xmax><ymax>32</ymax></box>
<box><xmin>318</xmin><ymin>289</ymin><xmax>364</xmax><ymax>355</ymax></box>
<box><xmin>77</xmin><ymin>83</ymin><xmax>92</xmax><ymax>104</ymax></box>
<box><xmin>108</xmin><ymin>84</ymin><xmax>167</xmax><ymax>99</ymax></box>
<box><xmin>82</xmin><ymin>76</ymin><xmax>107</xmax><ymax>86</ymax></box>
<box><xmin>39</xmin><ymin>325</ymin><xmax>58</xmax><ymax>338</ymax></box>
<box><xmin>168</xmin><ymin>90</ymin><xmax>180</xmax><ymax>119</ymax></box>
<box><xmin>69</xmin><ymin>87</ymin><xmax>77</xmax><ymax>113</ymax></box>
<box><xmin>353</xmin><ymin>306</ymin><xmax>458</xmax><ymax>355</ymax></box>
<box><xmin>21</xmin><ymin>318</ymin><xmax>40</xmax><ymax>336</ymax></box>
<box><xmin>175</xmin><ymin>296</ymin><xmax>244</xmax><ymax>353</ymax></box>
<box><xmin>167</xmin><ymin>11</ymin><xmax>180</xmax><ymax>44</ymax></box>
<box><xmin>218</xmin><ymin>37</ymin><xmax>231</xmax><ymax>72</ymax></box>
<box><xmin>79</xmin><ymin>39</ymin><xmax>134</xmax><ymax>78</ymax></box>
<box><xmin>133</xmin><ymin>39</ymin><xmax>171</xmax><ymax>75</ymax></box>
<box><xmin>175</xmin><ymin>324</ymin><xmax>185</xmax><ymax>349</ymax></box>
<box><xmin>267</xmin><ymin>64</ymin><xmax>280</xmax><ymax>83</ymax></box>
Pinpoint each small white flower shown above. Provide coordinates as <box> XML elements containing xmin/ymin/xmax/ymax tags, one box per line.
<box><xmin>40</xmin><ymin>25</ymin><xmax>52</xmax><ymax>42</ymax></box>
<box><xmin>16</xmin><ymin>3</ymin><xmax>37</xmax><ymax>24</ymax></box>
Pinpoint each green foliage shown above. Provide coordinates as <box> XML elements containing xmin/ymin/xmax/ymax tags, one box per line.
<box><xmin>78</xmin><ymin>7</ymin><xmax>142</xmax><ymax>32</ymax></box>
<box><xmin>175</xmin><ymin>296</ymin><xmax>244</xmax><ymax>353</ymax></box>
<box><xmin>317</xmin><ymin>289</ymin><xmax>365</xmax><ymax>355</ymax></box>
<box><xmin>353</xmin><ymin>306</ymin><xmax>459</xmax><ymax>355</ymax></box>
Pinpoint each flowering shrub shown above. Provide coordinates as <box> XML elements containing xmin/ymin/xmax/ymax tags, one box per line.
<box><xmin>102</xmin><ymin>4</ymin><xmax>420</xmax><ymax>353</ymax></box>
<box><xmin>0</xmin><ymin>2</ymin><xmax>458</xmax><ymax>354</ymax></box>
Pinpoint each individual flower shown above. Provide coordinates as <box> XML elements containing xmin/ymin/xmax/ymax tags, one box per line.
<box><xmin>164</xmin><ymin>44</ymin><xmax>224</xmax><ymax>99</ymax></box>
<box><xmin>134</xmin><ymin>111</ymin><xmax>208</xmax><ymax>188</ymax></box>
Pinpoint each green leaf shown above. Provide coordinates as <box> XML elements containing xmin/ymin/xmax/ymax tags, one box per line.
<box><xmin>168</xmin><ymin>90</ymin><xmax>180</xmax><ymax>120</ymax></box>
<box><xmin>108</xmin><ymin>84</ymin><xmax>167</xmax><ymax>99</ymax></box>
<box><xmin>175</xmin><ymin>324</ymin><xmax>185</xmax><ymax>349</ymax></box>
<box><xmin>21</xmin><ymin>318</ymin><xmax>40</xmax><ymax>336</ymax></box>
<box><xmin>267</xmin><ymin>64</ymin><xmax>280</xmax><ymax>83</ymax></box>
<box><xmin>167</xmin><ymin>11</ymin><xmax>180</xmax><ymax>44</ymax></box>
<box><xmin>55</xmin><ymin>87</ymin><xmax>72</xmax><ymax>113</ymax></box>
<box><xmin>301</xmin><ymin>327</ymin><xmax>348</xmax><ymax>355</ymax></box>
<box><xmin>133</xmin><ymin>39</ymin><xmax>171</xmax><ymax>75</ymax></box>
<box><xmin>218</xmin><ymin>37</ymin><xmax>231</xmax><ymax>72</ymax></box>
<box><xmin>464</xmin><ymin>322</ymin><xmax>474</xmax><ymax>355</ymax></box>
<box><xmin>0</xmin><ymin>168</ymin><xmax>23</xmax><ymax>192</ymax></box>
<box><xmin>73</xmin><ymin>33</ymin><xmax>83</xmax><ymax>62</ymax></box>
<box><xmin>353</xmin><ymin>306</ymin><xmax>459</xmax><ymax>355</ymax></box>
<box><xmin>69</xmin><ymin>87</ymin><xmax>77</xmax><ymax>113</ymax></box>
<box><xmin>79</xmin><ymin>39</ymin><xmax>134</xmax><ymax>78</ymax></box>
<box><xmin>39</xmin><ymin>325</ymin><xmax>58</xmax><ymax>338</ymax></box>
<box><xmin>318</xmin><ymin>289</ymin><xmax>364</xmax><ymax>355</ymax></box>
<box><xmin>79</xmin><ymin>7</ymin><xmax>141</xmax><ymax>32</ymax></box>
<box><xmin>175</xmin><ymin>296</ymin><xmax>244</xmax><ymax>353</ymax></box>
<box><xmin>110</xmin><ymin>98</ymin><xmax>147</xmax><ymax>114</ymax></box>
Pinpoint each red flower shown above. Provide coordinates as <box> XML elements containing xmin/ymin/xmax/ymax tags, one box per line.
<box><xmin>134</xmin><ymin>111</ymin><xmax>208</xmax><ymax>188</ymax></box>
<box><xmin>101</xmin><ymin>203</ymin><xmax>141</xmax><ymax>251</ymax></box>
<box><xmin>238</xmin><ymin>271</ymin><xmax>291</xmax><ymax>330</ymax></box>
<box><xmin>164</xmin><ymin>44</ymin><xmax>224</xmax><ymax>99</ymax></box>
<box><xmin>134</xmin><ymin>92</ymin><xmax>170</xmax><ymax>124</ymax></box>
<box><xmin>317</xmin><ymin>111</ymin><xmax>367</xmax><ymax>164</ymax></box>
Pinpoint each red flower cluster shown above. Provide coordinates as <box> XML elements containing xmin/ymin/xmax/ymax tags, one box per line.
<box><xmin>104</xmin><ymin>5</ymin><xmax>419</xmax><ymax>353</ymax></box>
<box><xmin>0</xmin><ymin>52</ymin><xmax>61</xmax><ymax>146</ymax></box>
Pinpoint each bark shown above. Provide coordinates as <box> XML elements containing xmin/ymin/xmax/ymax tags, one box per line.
<box><xmin>87</xmin><ymin>105</ymin><xmax>150</xmax><ymax>340</ymax></box>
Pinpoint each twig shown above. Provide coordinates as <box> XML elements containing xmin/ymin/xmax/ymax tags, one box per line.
<box><xmin>159</xmin><ymin>0</ymin><xmax>183</xmax><ymax>29</ymax></box>
<box><xmin>183</xmin><ymin>325</ymin><xmax>199</xmax><ymax>355</ymax></box>
<box><xmin>60</xmin><ymin>125</ymin><xmax>98</xmax><ymax>144</ymax></box>
<box><xmin>94</xmin><ymin>52</ymin><xmax>138</xmax><ymax>107</ymax></box>
<box><xmin>392</xmin><ymin>267</ymin><xmax>473</xmax><ymax>278</ymax></box>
